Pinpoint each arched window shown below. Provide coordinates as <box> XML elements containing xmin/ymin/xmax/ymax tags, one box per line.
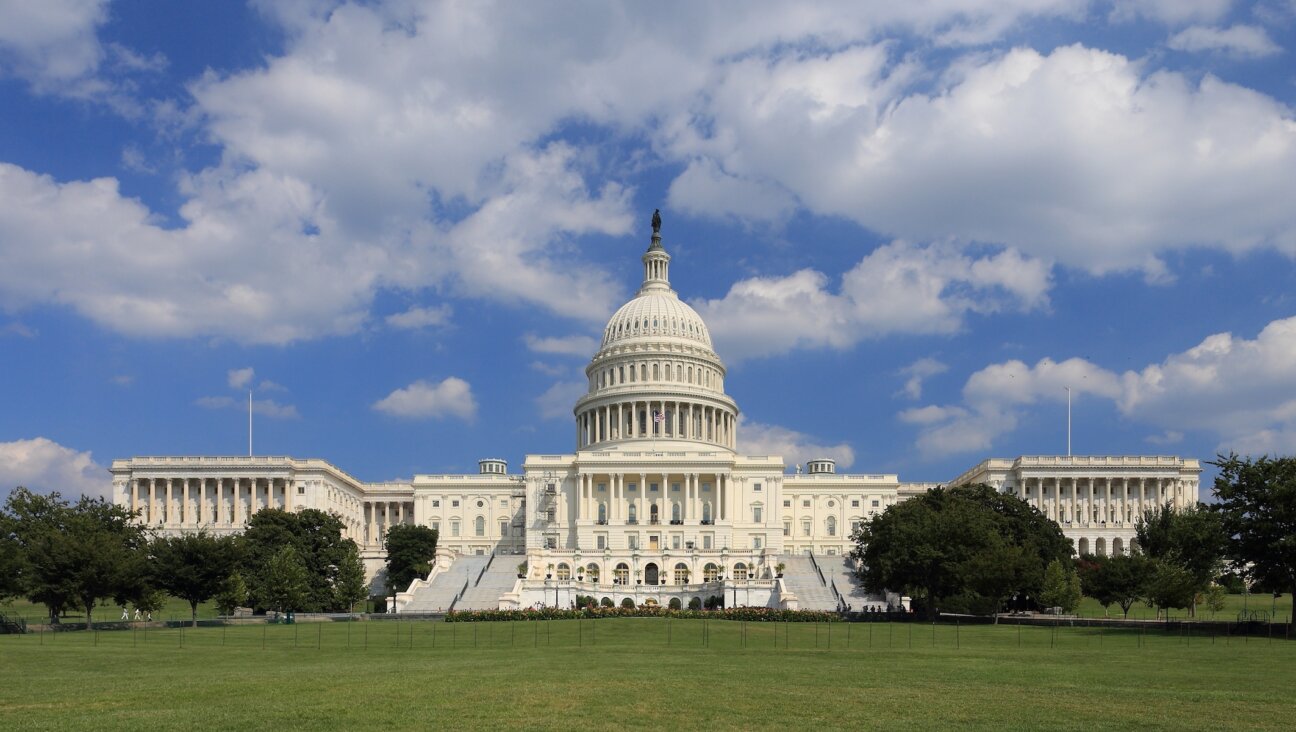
<box><xmin>826</xmin><ymin>516</ymin><xmax>837</xmax><ymax>536</ymax></box>
<box><xmin>671</xmin><ymin>502</ymin><xmax>681</xmax><ymax>522</ymax></box>
<box><xmin>628</xmin><ymin>504</ymin><xmax>637</xmax><ymax>523</ymax></box>
<box><xmin>702</xmin><ymin>502</ymin><xmax>712</xmax><ymax>523</ymax></box>
<box><xmin>653</xmin><ymin>363</ymin><xmax>660</xmax><ymax>380</ymax></box>
<box><xmin>586</xmin><ymin>563</ymin><xmax>600</xmax><ymax>582</ymax></box>
<box><xmin>1095</xmin><ymin>537</ymin><xmax>1107</xmax><ymax>556</ymax></box>
<box><xmin>1113</xmin><ymin>537</ymin><xmax>1125</xmax><ymax>555</ymax></box>
<box><xmin>598</xmin><ymin>503</ymin><xmax>607</xmax><ymax>523</ymax></box>
<box><xmin>733</xmin><ymin>563</ymin><xmax>748</xmax><ymax>581</ymax></box>
<box><xmin>703</xmin><ymin>563</ymin><xmax>719</xmax><ymax>582</ymax></box>
<box><xmin>474</xmin><ymin>516</ymin><xmax>485</xmax><ymax>536</ymax></box>
<box><xmin>557</xmin><ymin>563</ymin><xmax>571</xmax><ymax>580</ymax></box>
<box><xmin>614</xmin><ymin>563</ymin><xmax>630</xmax><ymax>585</ymax></box>
<box><xmin>674</xmin><ymin>563</ymin><xmax>690</xmax><ymax>584</ymax></box>
<box><xmin>649</xmin><ymin>504</ymin><xmax>659</xmax><ymax>524</ymax></box>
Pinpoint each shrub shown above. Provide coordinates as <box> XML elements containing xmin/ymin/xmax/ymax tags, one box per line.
<box><xmin>688</xmin><ymin>597</ymin><xmax>702</xmax><ymax>611</ymax></box>
<box><xmin>668</xmin><ymin>597</ymin><xmax>682</xmax><ymax>610</ymax></box>
<box><xmin>620</xmin><ymin>597</ymin><xmax>635</xmax><ymax>609</ymax></box>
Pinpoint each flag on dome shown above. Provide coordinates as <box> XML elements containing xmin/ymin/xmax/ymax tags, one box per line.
<box><xmin>653</xmin><ymin>411</ymin><xmax>664</xmax><ymax>423</ymax></box>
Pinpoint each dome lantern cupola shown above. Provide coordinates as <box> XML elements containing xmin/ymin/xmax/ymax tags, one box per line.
<box><xmin>639</xmin><ymin>209</ymin><xmax>672</xmax><ymax>295</ymax></box>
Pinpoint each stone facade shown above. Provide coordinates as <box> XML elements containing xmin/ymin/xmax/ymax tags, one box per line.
<box><xmin>110</xmin><ymin>223</ymin><xmax>1201</xmax><ymax>606</ymax></box>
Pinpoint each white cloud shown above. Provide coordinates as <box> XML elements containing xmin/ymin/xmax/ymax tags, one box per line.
<box><xmin>0</xmin><ymin>0</ymin><xmax>108</xmax><ymax>86</ymax></box>
<box><xmin>0</xmin><ymin>437</ymin><xmax>111</xmax><ymax>499</ymax></box>
<box><xmin>695</xmin><ymin>240</ymin><xmax>1050</xmax><ymax>361</ymax></box>
<box><xmin>905</xmin><ymin>315</ymin><xmax>1296</xmax><ymax>457</ymax></box>
<box><xmin>196</xmin><ymin>395</ymin><xmax>300</xmax><ymax>419</ymax></box>
<box><xmin>227</xmin><ymin>367</ymin><xmax>255</xmax><ymax>390</ymax></box>
<box><xmin>738</xmin><ymin>418</ymin><xmax>855</xmax><ymax>471</ymax></box>
<box><xmin>530</xmin><ymin>361</ymin><xmax>571</xmax><ymax>378</ymax></box>
<box><xmin>1109</xmin><ymin>0</ymin><xmax>1234</xmax><ymax>25</ymax></box>
<box><xmin>524</xmin><ymin>333</ymin><xmax>598</xmax><ymax>357</ymax></box>
<box><xmin>670</xmin><ymin>43</ymin><xmax>1296</xmax><ymax>279</ymax></box>
<box><xmin>667</xmin><ymin>159</ymin><xmax>797</xmax><ymax>224</ymax></box>
<box><xmin>899</xmin><ymin>357</ymin><xmax>949</xmax><ymax>399</ymax></box>
<box><xmin>1167</xmin><ymin>24</ymin><xmax>1283</xmax><ymax>58</ymax></box>
<box><xmin>386</xmin><ymin>304</ymin><xmax>452</xmax><ymax>330</ymax></box>
<box><xmin>535</xmin><ymin>381</ymin><xmax>586</xmax><ymax>421</ymax></box>
<box><xmin>373</xmin><ymin>377</ymin><xmax>477</xmax><ymax>420</ymax></box>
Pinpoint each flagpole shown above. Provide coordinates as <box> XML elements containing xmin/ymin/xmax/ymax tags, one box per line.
<box><xmin>1065</xmin><ymin>386</ymin><xmax>1071</xmax><ymax>457</ymax></box>
<box><xmin>248</xmin><ymin>390</ymin><xmax>253</xmax><ymax>457</ymax></box>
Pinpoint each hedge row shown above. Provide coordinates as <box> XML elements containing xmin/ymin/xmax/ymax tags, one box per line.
<box><xmin>444</xmin><ymin>606</ymin><xmax>841</xmax><ymax>623</ymax></box>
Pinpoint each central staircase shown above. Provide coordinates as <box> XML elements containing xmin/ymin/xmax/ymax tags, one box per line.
<box><xmin>401</xmin><ymin>554</ymin><xmax>518</xmax><ymax>613</ymax></box>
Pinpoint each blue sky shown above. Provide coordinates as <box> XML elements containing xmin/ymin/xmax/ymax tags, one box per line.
<box><xmin>2</xmin><ymin>1</ymin><xmax>1296</xmax><ymax>499</ymax></box>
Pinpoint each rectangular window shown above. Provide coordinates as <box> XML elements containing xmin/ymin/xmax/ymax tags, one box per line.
<box><xmin>752</xmin><ymin>507</ymin><xmax>762</xmax><ymax>523</ymax></box>
<box><xmin>628</xmin><ymin>483</ymin><xmax>637</xmax><ymax>492</ymax></box>
<box><xmin>783</xmin><ymin>521</ymin><xmax>791</xmax><ymax>536</ymax></box>
<box><xmin>871</xmin><ymin>499</ymin><xmax>879</xmax><ymax>507</ymax></box>
<box><xmin>851</xmin><ymin>500</ymin><xmax>859</xmax><ymax>508</ymax></box>
<box><xmin>451</xmin><ymin>521</ymin><xmax>460</xmax><ymax>537</ymax></box>
<box><xmin>753</xmin><ymin>483</ymin><xmax>762</xmax><ymax>492</ymax></box>
<box><xmin>431</xmin><ymin>521</ymin><xmax>440</xmax><ymax>533</ymax></box>
<box><xmin>596</xmin><ymin>535</ymin><xmax>606</xmax><ymax>550</ymax></box>
<box><xmin>802</xmin><ymin>500</ymin><xmax>811</xmax><ymax>508</ymax></box>
<box><xmin>671</xmin><ymin>483</ymin><xmax>680</xmax><ymax>492</ymax></box>
<box><xmin>752</xmin><ymin>536</ymin><xmax>763</xmax><ymax>549</ymax></box>
<box><xmin>703</xmin><ymin>534</ymin><xmax>713</xmax><ymax>550</ymax></box>
<box><xmin>500</xmin><ymin>522</ymin><xmax>508</xmax><ymax>537</ymax></box>
<box><xmin>432</xmin><ymin>499</ymin><xmax>441</xmax><ymax>508</ymax></box>
<box><xmin>452</xmin><ymin>500</ymin><xmax>460</xmax><ymax>507</ymax></box>
<box><xmin>802</xmin><ymin>520</ymin><xmax>811</xmax><ymax>536</ymax></box>
<box><xmin>544</xmin><ymin>537</ymin><xmax>557</xmax><ymax>549</ymax></box>
<box><xmin>851</xmin><ymin>521</ymin><xmax>860</xmax><ymax>534</ymax></box>
<box><xmin>650</xmin><ymin>483</ymin><xmax>658</xmax><ymax>492</ymax></box>
<box><xmin>500</xmin><ymin>499</ymin><xmax>508</xmax><ymax>507</ymax></box>
<box><xmin>783</xmin><ymin>500</ymin><xmax>791</xmax><ymax>508</ymax></box>
<box><xmin>672</xmin><ymin>535</ymin><xmax>681</xmax><ymax>549</ymax></box>
<box><xmin>297</xmin><ymin>486</ymin><xmax>305</xmax><ymax>495</ymax></box>
<box><xmin>598</xmin><ymin>483</ymin><xmax>606</xmax><ymax>492</ymax></box>
<box><xmin>629</xmin><ymin>535</ymin><xmax>638</xmax><ymax>550</ymax></box>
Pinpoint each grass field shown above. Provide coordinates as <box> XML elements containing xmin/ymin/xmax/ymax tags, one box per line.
<box><xmin>1</xmin><ymin>618</ymin><xmax>1292</xmax><ymax>731</ymax></box>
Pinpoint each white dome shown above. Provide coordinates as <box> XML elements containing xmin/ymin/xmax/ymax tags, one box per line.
<box><xmin>601</xmin><ymin>292</ymin><xmax>712</xmax><ymax>349</ymax></box>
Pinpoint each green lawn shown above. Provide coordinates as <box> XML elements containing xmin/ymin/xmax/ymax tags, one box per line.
<box><xmin>0</xmin><ymin>596</ymin><xmax>222</xmax><ymax>626</ymax></box>
<box><xmin>0</xmin><ymin>618</ymin><xmax>1291</xmax><ymax>730</ymax></box>
<box><xmin>1074</xmin><ymin>592</ymin><xmax>1291</xmax><ymax>622</ymax></box>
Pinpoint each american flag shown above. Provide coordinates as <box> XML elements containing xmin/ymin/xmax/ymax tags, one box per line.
<box><xmin>652</xmin><ymin>410</ymin><xmax>664</xmax><ymax>423</ymax></box>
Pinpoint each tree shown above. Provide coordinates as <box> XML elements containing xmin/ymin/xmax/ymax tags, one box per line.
<box><xmin>214</xmin><ymin>572</ymin><xmax>249</xmax><ymax>616</ymax></box>
<box><xmin>3</xmin><ymin>489</ymin><xmax>149</xmax><ymax>628</ymax></box>
<box><xmin>1210</xmin><ymin>454</ymin><xmax>1296</xmax><ymax>619</ymax></box>
<box><xmin>262</xmin><ymin>545</ymin><xmax>309</xmax><ymax>614</ymax></box>
<box><xmin>1077</xmin><ymin>553</ymin><xmax>1151</xmax><ymax>618</ymax></box>
<box><xmin>1205</xmin><ymin>584</ymin><xmax>1228</xmax><ymax>614</ymax></box>
<box><xmin>1039</xmin><ymin>559</ymin><xmax>1082</xmax><ymax>613</ymax></box>
<box><xmin>1135</xmin><ymin>503</ymin><xmax>1227</xmax><ymax>617</ymax></box>
<box><xmin>0</xmin><ymin>509</ymin><xmax>24</xmax><ymax>602</ymax></box>
<box><xmin>334</xmin><ymin>541</ymin><xmax>369</xmax><ymax>613</ymax></box>
<box><xmin>240</xmin><ymin>508</ymin><xmax>361</xmax><ymax>612</ymax></box>
<box><xmin>384</xmin><ymin>524</ymin><xmax>438</xmax><ymax>595</ymax></box>
<box><xmin>1144</xmin><ymin>559</ymin><xmax>1198</xmax><ymax>615</ymax></box>
<box><xmin>851</xmin><ymin>484</ymin><xmax>1072</xmax><ymax>619</ymax></box>
<box><xmin>149</xmin><ymin>532</ymin><xmax>240</xmax><ymax>627</ymax></box>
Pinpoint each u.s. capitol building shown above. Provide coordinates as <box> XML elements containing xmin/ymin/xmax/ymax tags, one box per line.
<box><xmin>110</xmin><ymin>219</ymin><xmax>1199</xmax><ymax>612</ymax></box>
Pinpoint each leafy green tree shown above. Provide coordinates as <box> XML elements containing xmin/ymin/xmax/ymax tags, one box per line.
<box><xmin>1077</xmin><ymin>553</ymin><xmax>1151</xmax><ymax>618</ymax></box>
<box><xmin>262</xmin><ymin>545</ymin><xmax>310</xmax><ymax>614</ymax></box>
<box><xmin>1136</xmin><ymin>503</ymin><xmax>1227</xmax><ymax>617</ymax></box>
<box><xmin>1039</xmin><ymin>559</ymin><xmax>1082</xmax><ymax>613</ymax></box>
<box><xmin>240</xmin><ymin>508</ymin><xmax>360</xmax><ymax>612</ymax></box>
<box><xmin>1144</xmin><ymin>559</ymin><xmax>1198</xmax><ymax>615</ymax></box>
<box><xmin>1205</xmin><ymin>584</ymin><xmax>1228</xmax><ymax>614</ymax></box>
<box><xmin>851</xmin><ymin>484</ymin><xmax>1072</xmax><ymax>619</ymax></box>
<box><xmin>214</xmin><ymin>572</ymin><xmax>249</xmax><ymax>616</ymax></box>
<box><xmin>149</xmin><ymin>532</ymin><xmax>240</xmax><ymax>626</ymax></box>
<box><xmin>334</xmin><ymin>541</ymin><xmax>369</xmax><ymax>612</ymax></box>
<box><xmin>0</xmin><ymin>508</ymin><xmax>24</xmax><ymax>602</ymax></box>
<box><xmin>384</xmin><ymin>524</ymin><xmax>439</xmax><ymax>595</ymax></box>
<box><xmin>3</xmin><ymin>489</ymin><xmax>149</xmax><ymax>628</ymax></box>
<box><xmin>1210</xmin><ymin>454</ymin><xmax>1296</xmax><ymax>619</ymax></box>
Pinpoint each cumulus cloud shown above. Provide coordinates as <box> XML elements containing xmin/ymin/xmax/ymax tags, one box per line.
<box><xmin>695</xmin><ymin>240</ymin><xmax>1050</xmax><ymax>361</ymax></box>
<box><xmin>899</xmin><ymin>357</ymin><xmax>949</xmax><ymax>399</ymax></box>
<box><xmin>227</xmin><ymin>367</ymin><xmax>255</xmax><ymax>390</ymax></box>
<box><xmin>524</xmin><ymin>333</ymin><xmax>598</xmax><ymax>357</ymax></box>
<box><xmin>196</xmin><ymin>395</ymin><xmax>300</xmax><ymax>419</ymax></box>
<box><xmin>535</xmin><ymin>381</ymin><xmax>586</xmax><ymax>421</ymax></box>
<box><xmin>906</xmin><ymin>315</ymin><xmax>1296</xmax><ymax>457</ymax></box>
<box><xmin>386</xmin><ymin>304</ymin><xmax>452</xmax><ymax>330</ymax></box>
<box><xmin>0</xmin><ymin>0</ymin><xmax>108</xmax><ymax>86</ymax></box>
<box><xmin>1108</xmin><ymin>0</ymin><xmax>1234</xmax><ymax>25</ymax></box>
<box><xmin>738</xmin><ymin>418</ymin><xmax>855</xmax><ymax>471</ymax></box>
<box><xmin>0</xmin><ymin>437</ymin><xmax>111</xmax><ymax>499</ymax></box>
<box><xmin>373</xmin><ymin>377</ymin><xmax>477</xmax><ymax>420</ymax></box>
<box><xmin>1167</xmin><ymin>24</ymin><xmax>1283</xmax><ymax>58</ymax></box>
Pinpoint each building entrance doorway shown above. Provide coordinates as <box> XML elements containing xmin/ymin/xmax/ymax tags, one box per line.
<box><xmin>644</xmin><ymin>562</ymin><xmax>659</xmax><ymax>585</ymax></box>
